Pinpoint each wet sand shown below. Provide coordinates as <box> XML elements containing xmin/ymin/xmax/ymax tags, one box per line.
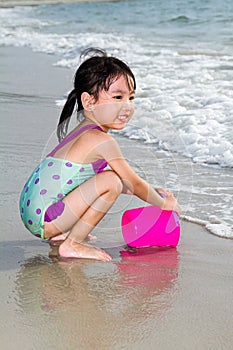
<box><xmin>1</xmin><ymin>46</ymin><xmax>233</xmax><ymax>350</ymax></box>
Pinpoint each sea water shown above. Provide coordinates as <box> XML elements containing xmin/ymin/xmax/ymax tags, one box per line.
<box><xmin>0</xmin><ymin>0</ymin><xmax>232</xmax><ymax>237</ymax></box>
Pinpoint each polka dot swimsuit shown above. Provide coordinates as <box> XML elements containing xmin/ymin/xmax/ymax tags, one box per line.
<box><xmin>19</xmin><ymin>124</ymin><xmax>107</xmax><ymax>239</ymax></box>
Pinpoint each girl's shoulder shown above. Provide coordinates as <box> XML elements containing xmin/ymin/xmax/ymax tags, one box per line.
<box><xmin>72</xmin><ymin>126</ymin><xmax>121</xmax><ymax>157</ymax></box>
<box><xmin>88</xmin><ymin>131</ymin><xmax>123</xmax><ymax>160</ymax></box>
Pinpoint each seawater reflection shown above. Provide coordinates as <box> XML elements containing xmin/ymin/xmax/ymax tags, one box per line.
<box><xmin>15</xmin><ymin>247</ymin><xmax>179</xmax><ymax>349</ymax></box>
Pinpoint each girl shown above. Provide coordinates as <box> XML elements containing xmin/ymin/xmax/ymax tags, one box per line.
<box><xmin>19</xmin><ymin>48</ymin><xmax>181</xmax><ymax>262</ymax></box>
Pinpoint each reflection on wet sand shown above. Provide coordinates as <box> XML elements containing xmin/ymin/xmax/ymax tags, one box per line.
<box><xmin>15</xmin><ymin>247</ymin><xmax>179</xmax><ymax>349</ymax></box>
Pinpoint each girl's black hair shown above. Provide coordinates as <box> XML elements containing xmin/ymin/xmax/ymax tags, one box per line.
<box><xmin>57</xmin><ymin>48</ymin><xmax>136</xmax><ymax>141</ymax></box>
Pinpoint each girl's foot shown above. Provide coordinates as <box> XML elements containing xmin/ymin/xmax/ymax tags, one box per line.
<box><xmin>50</xmin><ymin>232</ymin><xmax>69</xmax><ymax>245</ymax></box>
<box><xmin>58</xmin><ymin>238</ymin><xmax>112</xmax><ymax>262</ymax></box>
<box><xmin>49</xmin><ymin>233</ymin><xmax>97</xmax><ymax>246</ymax></box>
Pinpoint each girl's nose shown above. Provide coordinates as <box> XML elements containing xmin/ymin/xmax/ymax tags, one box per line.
<box><xmin>123</xmin><ymin>99</ymin><xmax>134</xmax><ymax>109</ymax></box>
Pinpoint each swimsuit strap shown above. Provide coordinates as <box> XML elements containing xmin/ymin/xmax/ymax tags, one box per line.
<box><xmin>47</xmin><ymin>124</ymin><xmax>103</xmax><ymax>157</ymax></box>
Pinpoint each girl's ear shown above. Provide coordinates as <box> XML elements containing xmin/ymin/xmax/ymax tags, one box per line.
<box><xmin>81</xmin><ymin>92</ymin><xmax>95</xmax><ymax>111</ymax></box>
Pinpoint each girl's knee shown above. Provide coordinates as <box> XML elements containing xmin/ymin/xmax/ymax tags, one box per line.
<box><xmin>102</xmin><ymin>170</ymin><xmax>123</xmax><ymax>195</ymax></box>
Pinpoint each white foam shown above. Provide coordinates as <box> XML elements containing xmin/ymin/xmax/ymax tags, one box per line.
<box><xmin>181</xmin><ymin>216</ymin><xmax>233</xmax><ymax>239</ymax></box>
<box><xmin>205</xmin><ymin>223</ymin><xmax>233</xmax><ymax>239</ymax></box>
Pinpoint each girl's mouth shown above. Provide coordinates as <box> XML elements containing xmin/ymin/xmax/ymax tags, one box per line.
<box><xmin>117</xmin><ymin>115</ymin><xmax>128</xmax><ymax>123</ymax></box>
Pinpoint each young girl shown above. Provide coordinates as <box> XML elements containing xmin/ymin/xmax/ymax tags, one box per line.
<box><xmin>19</xmin><ymin>48</ymin><xmax>181</xmax><ymax>262</ymax></box>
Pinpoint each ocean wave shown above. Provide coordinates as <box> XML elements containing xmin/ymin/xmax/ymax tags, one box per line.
<box><xmin>0</xmin><ymin>6</ymin><xmax>233</xmax><ymax>170</ymax></box>
<box><xmin>181</xmin><ymin>215</ymin><xmax>233</xmax><ymax>239</ymax></box>
<box><xmin>170</xmin><ymin>15</ymin><xmax>191</xmax><ymax>23</ymax></box>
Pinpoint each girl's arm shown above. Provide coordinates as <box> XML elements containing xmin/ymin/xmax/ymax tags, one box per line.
<box><xmin>96</xmin><ymin>135</ymin><xmax>181</xmax><ymax>215</ymax></box>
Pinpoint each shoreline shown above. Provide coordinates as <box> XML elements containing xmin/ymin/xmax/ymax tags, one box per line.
<box><xmin>0</xmin><ymin>0</ymin><xmax>122</xmax><ymax>8</ymax></box>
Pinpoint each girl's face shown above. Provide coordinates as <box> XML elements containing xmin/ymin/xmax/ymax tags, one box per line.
<box><xmin>91</xmin><ymin>75</ymin><xmax>135</xmax><ymax>131</ymax></box>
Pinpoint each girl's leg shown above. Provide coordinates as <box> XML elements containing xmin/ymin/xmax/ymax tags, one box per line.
<box><xmin>44</xmin><ymin>171</ymin><xmax>123</xmax><ymax>261</ymax></box>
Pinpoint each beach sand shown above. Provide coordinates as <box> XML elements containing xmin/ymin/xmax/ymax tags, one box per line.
<box><xmin>1</xmin><ymin>46</ymin><xmax>233</xmax><ymax>350</ymax></box>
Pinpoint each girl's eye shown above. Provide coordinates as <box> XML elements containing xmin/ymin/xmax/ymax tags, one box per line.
<box><xmin>113</xmin><ymin>95</ymin><xmax>135</xmax><ymax>101</ymax></box>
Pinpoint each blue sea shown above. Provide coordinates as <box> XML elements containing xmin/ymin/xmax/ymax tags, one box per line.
<box><xmin>0</xmin><ymin>0</ymin><xmax>232</xmax><ymax>237</ymax></box>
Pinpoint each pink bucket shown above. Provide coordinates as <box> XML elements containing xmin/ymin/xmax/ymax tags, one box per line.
<box><xmin>121</xmin><ymin>206</ymin><xmax>180</xmax><ymax>248</ymax></box>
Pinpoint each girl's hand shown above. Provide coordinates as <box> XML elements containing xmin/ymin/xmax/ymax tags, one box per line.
<box><xmin>155</xmin><ymin>187</ymin><xmax>173</xmax><ymax>198</ymax></box>
<box><xmin>155</xmin><ymin>188</ymin><xmax>181</xmax><ymax>216</ymax></box>
<box><xmin>163</xmin><ymin>194</ymin><xmax>181</xmax><ymax>216</ymax></box>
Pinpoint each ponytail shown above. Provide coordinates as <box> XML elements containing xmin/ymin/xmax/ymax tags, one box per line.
<box><xmin>57</xmin><ymin>89</ymin><xmax>77</xmax><ymax>142</ymax></box>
